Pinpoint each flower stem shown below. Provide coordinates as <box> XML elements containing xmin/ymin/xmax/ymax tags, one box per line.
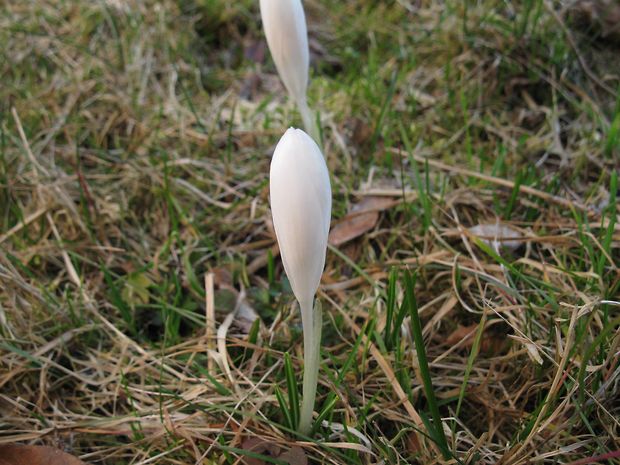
<box><xmin>298</xmin><ymin>299</ymin><xmax>322</xmax><ymax>436</ymax></box>
<box><xmin>297</xmin><ymin>98</ymin><xmax>320</xmax><ymax>147</ymax></box>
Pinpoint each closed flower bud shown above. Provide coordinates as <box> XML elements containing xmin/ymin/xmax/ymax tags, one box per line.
<box><xmin>269</xmin><ymin>127</ymin><xmax>331</xmax><ymax>434</ymax></box>
<box><xmin>270</xmin><ymin>127</ymin><xmax>331</xmax><ymax>306</ymax></box>
<box><xmin>260</xmin><ymin>0</ymin><xmax>319</xmax><ymax>141</ymax></box>
<box><xmin>260</xmin><ymin>0</ymin><xmax>309</xmax><ymax>107</ymax></box>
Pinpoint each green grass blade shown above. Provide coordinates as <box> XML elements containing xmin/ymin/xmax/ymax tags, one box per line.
<box><xmin>403</xmin><ymin>269</ymin><xmax>451</xmax><ymax>460</ymax></box>
<box><xmin>310</xmin><ymin>391</ymin><xmax>338</xmax><ymax>436</ymax></box>
<box><xmin>274</xmin><ymin>385</ymin><xmax>294</xmax><ymax>432</ymax></box>
<box><xmin>455</xmin><ymin>311</ymin><xmax>488</xmax><ymax>421</ymax></box>
<box><xmin>384</xmin><ymin>267</ymin><xmax>398</xmax><ymax>350</ymax></box>
<box><xmin>284</xmin><ymin>352</ymin><xmax>300</xmax><ymax>430</ymax></box>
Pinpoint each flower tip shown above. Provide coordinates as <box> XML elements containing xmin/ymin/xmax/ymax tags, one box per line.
<box><xmin>293</xmin><ymin>126</ymin><xmax>314</xmax><ymax>139</ymax></box>
<box><xmin>281</xmin><ymin>127</ymin><xmax>313</xmax><ymax>145</ymax></box>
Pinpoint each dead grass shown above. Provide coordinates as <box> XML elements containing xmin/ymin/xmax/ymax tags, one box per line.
<box><xmin>1</xmin><ymin>0</ymin><xmax>619</xmax><ymax>464</ymax></box>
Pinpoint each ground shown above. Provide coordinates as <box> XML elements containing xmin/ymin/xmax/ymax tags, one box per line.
<box><xmin>0</xmin><ymin>0</ymin><xmax>619</xmax><ymax>464</ymax></box>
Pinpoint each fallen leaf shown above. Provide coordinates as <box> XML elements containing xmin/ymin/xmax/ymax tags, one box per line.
<box><xmin>0</xmin><ymin>445</ymin><xmax>85</xmax><ymax>465</ymax></box>
<box><xmin>279</xmin><ymin>446</ymin><xmax>308</xmax><ymax>465</ymax></box>
<box><xmin>329</xmin><ymin>196</ymin><xmax>398</xmax><ymax>246</ymax></box>
<box><xmin>239</xmin><ymin>439</ymin><xmax>307</xmax><ymax>465</ymax></box>
<box><xmin>239</xmin><ymin>438</ymin><xmax>281</xmax><ymax>465</ymax></box>
<box><xmin>346</xmin><ymin>196</ymin><xmax>398</xmax><ymax>214</ymax></box>
<box><xmin>329</xmin><ymin>211</ymin><xmax>378</xmax><ymax>246</ymax></box>
<box><xmin>468</xmin><ymin>223</ymin><xmax>524</xmax><ymax>252</ymax></box>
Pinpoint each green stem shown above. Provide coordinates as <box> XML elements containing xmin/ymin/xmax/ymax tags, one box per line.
<box><xmin>298</xmin><ymin>298</ymin><xmax>322</xmax><ymax>436</ymax></box>
<box><xmin>297</xmin><ymin>98</ymin><xmax>320</xmax><ymax>147</ymax></box>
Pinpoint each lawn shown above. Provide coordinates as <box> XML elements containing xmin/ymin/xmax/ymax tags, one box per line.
<box><xmin>1</xmin><ymin>0</ymin><xmax>619</xmax><ymax>464</ymax></box>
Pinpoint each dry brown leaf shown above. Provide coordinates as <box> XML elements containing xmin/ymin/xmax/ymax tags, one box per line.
<box><xmin>0</xmin><ymin>445</ymin><xmax>85</xmax><ymax>465</ymax></box>
<box><xmin>329</xmin><ymin>196</ymin><xmax>398</xmax><ymax>246</ymax></box>
<box><xmin>239</xmin><ymin>439</ymin><xmax>307</xmax><ymax>465</ymax></box>
<box><xmin>329</xmin><ymin>211</ymin><xmax>379</xmax><ymax>246</ymax></box>
<box><xmin>279</xmin><ymin>446</ymin><xmax>308</xmax><ymax>465</ymax></box>
<box><xmin>240</xmin><ymin>438</ymin><xmax>281</xmax><ymax>465</ymax></box>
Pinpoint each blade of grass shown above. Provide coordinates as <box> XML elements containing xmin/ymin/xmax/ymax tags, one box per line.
<box><xmin>384</xmin><ymin>267</ymin><xmax>397</xmax><ymax>350</ymax></box>
<box><xmin>284</xmin><ymin>352</ymin><xmax>300</xmax><ymax>431</ymax></box>
<box><xmin>453</xmin><ymin>310</ymin><xmax>488</xmax><ymax>435</ymax></box>
<box><xmin>403</xmin><ymin>269</ymin><xmax>451</xmax><ymax>460</ymax></box>
<box><xmin>310</xmin><ymin>391</ymin><xmax>338</xmax><ymax>436</ymax></box>
<box><xmin>274</xmin><ymin>385</ymin><xmax>294</xmax><ymax>432</ymax></box>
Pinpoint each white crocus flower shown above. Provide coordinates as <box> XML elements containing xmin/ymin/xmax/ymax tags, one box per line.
<box><xmin>260</xmin><ymin>0</ymin><xmax>319</xmax><ymax>142</ymax></box>
<box><xmin>269</xmin><ymin>127</ymin><xmax>331</xmax><ymax>435</ymax></box>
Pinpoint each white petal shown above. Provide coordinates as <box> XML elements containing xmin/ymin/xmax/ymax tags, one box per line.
<box><xmin>259</xmin><ymin>0</ymin><xmax>309</xmax><ymax>104</ymax></box>
<box><xmin>270</xmin><ymin>128</ymin><xmax>331</xmax><ymax>305</ymax></box>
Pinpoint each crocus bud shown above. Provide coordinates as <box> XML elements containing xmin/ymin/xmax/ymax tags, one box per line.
<box><xmin>260</xmin><ymin>0</ymin><xmax>319</xmax><ymax>141</ymax></box>
<box><xmin>269</xmin><ymin>127</ymin><xmax>331</xmax><ymax>434</ymax></box>
<box><xmin>260</xmin><ymin>0</ymin><xmax>309</xmax><ymax>108</ymax></box>
<box><xmin>270</xmin><ymin>127</ymin><xmax>331</xmax><ymax>307</ymax></box>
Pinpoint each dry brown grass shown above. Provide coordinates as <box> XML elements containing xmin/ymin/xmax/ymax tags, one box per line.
<box><xmin>1</xmin><ymin>0</ymin><xmax>619</xmax><ymax>464</ymax></box>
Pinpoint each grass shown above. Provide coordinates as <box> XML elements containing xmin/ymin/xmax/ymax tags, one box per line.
<box><xmin>1</xmin><ymin>0</ymin><xmax>619</xmax><ymax>464</ymax></box>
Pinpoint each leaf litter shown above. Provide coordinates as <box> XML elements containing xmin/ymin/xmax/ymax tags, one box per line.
<box><xmin>0</xmin><ymin>445</ymin><xmax>85</xmax><ymax>465</ymax></box>
<box><xmin>328</xmin><ymin>195</ymin><xmax>399</xmax><ymax>246</ymax></box>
